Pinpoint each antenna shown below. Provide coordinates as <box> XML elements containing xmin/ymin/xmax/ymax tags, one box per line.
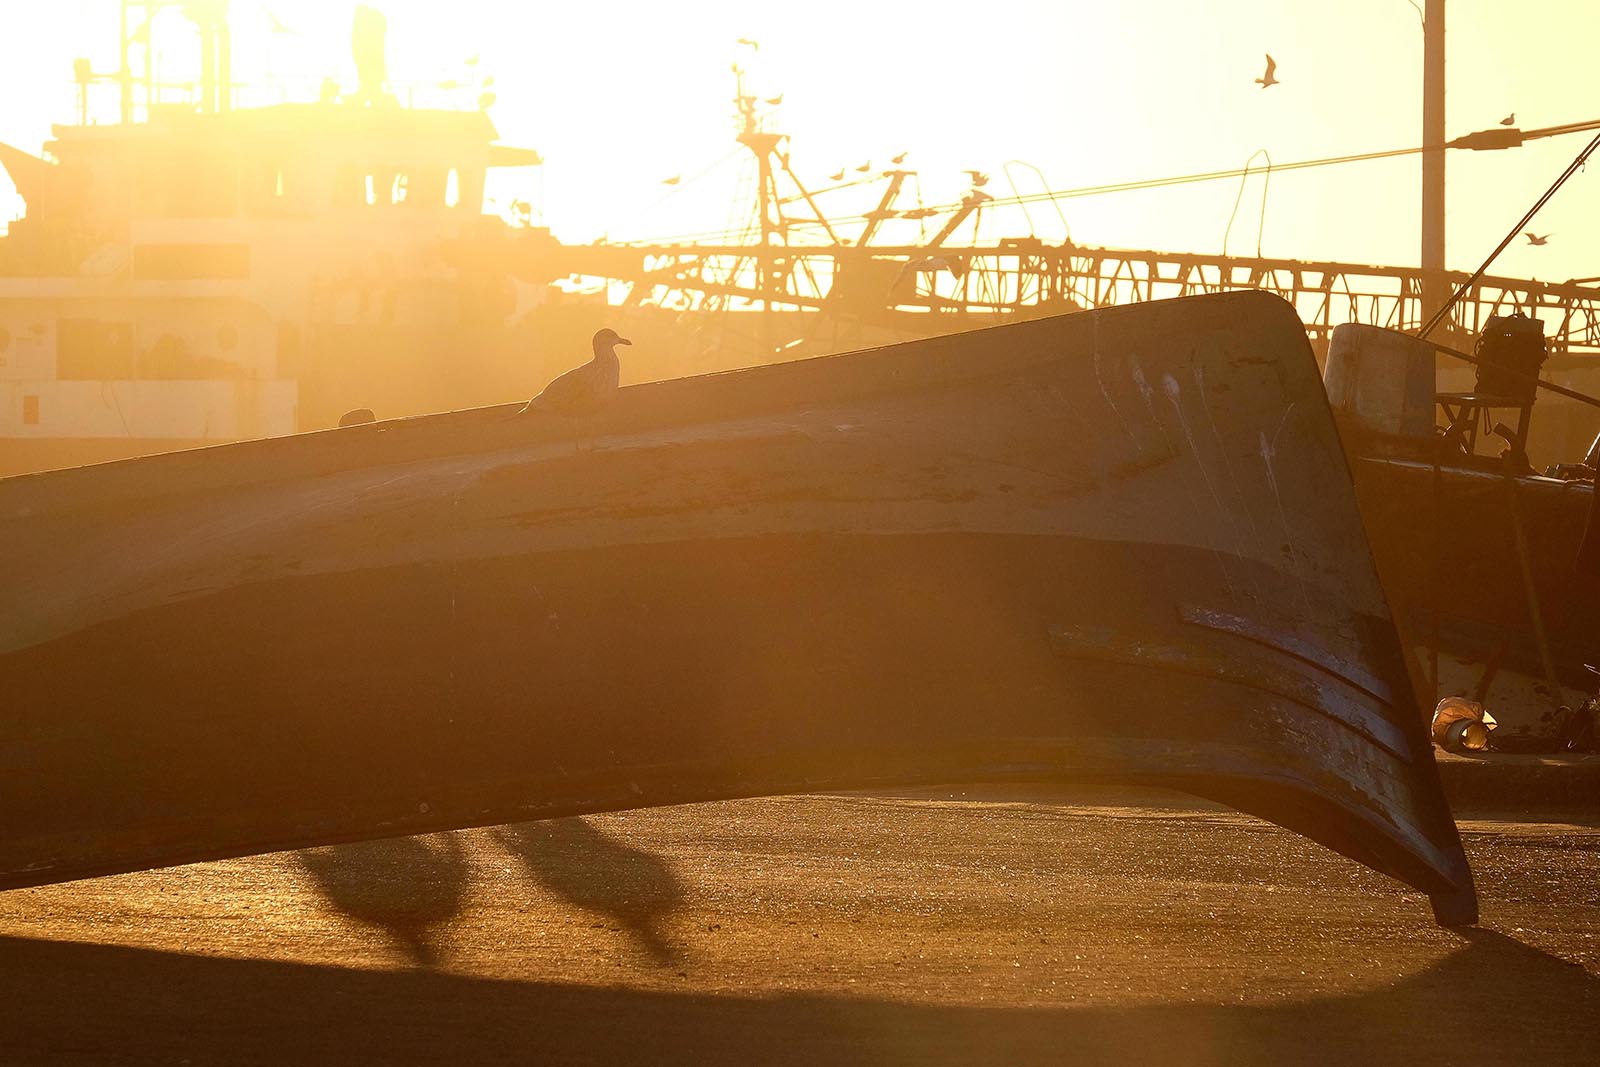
<box><xmin>116</xmin><ymin>0</ymin><xmax>233</xmax><ymax>122</ymax></box>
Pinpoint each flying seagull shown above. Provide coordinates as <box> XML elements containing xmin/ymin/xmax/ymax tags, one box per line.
<box><xmin>661</xmin><ymin>175</ymin><xmax>681</xmax><ymax>185</ymax></box>
<box><xmin>765</xmin><ymin>93</ymin><xmax>783</xmax><ymax>105</ymax></box>
<box><xmin>855</xmin><ymin>161</ymin><xmax>873</xmax><ymax>173</ymax></box>
<box><xmin>264</xmin><ymin>8</ymin><xmax>301</xmax><ymax>35</ymax></box>
<box><xmin>1499</xmin><ymin>112</ymin><xmax>1516</xmax><ymax>126</ymax></box>
<box><xmin>1524</xmin><ymin>232</ymin><xmax>1551</xmax><ymax>246</ymax></box>
<box><xmin>736</xmin><ymin>37</ymin><xmax>759</xmax><ymax>50</ymax></box>
<box><xmin>964</xmin><ymin>169</ymin><xmax>989</xmax><ymax>187</ymax></box>
<box><xmin>829</xmin><ymin>169</ymin><xmax>845</xmax><ymax>181</ymax></box>
<box><xmin>520</xmin><ymin>328</ymin><xmax>633</xmax><ymax>416</ymax></box>
<box><xmin>1255</xmin><ymin>54</ymin><xmax>1279</xmax><ymax>89</ymax></box>
<box><xmin>891</xmin><ymin>151</ymin><xmax>908</xmax><ymax>164</ymax></box>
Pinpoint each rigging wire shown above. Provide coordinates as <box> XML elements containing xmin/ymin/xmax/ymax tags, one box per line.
<box><xmin>621</xmin><ymin>117</ymin><xmax>1600</xmax><ymax>248</ymax></box>
<box><xmin>1419</xmin><ymin>127</ymin><xmax>1600</xmax><ymax>337</ymax></box>
<box><xmin>1222</xmin><ymin>149</ymin><xmax>1272</xmax><ymax>259</ymax></box>
<box><xmin>627</xmin><ymin>142</ymin><xmax>1426</xmax><ymax>245</ymax></box>
<box><xmin>1428</xmin><ymin>339</ymin><xmax>1600</xmax><ymax>409</ymax></box>
<box><xmin>1003</xmin><ymin>160</ymin><xmax>1072</xmax><ymax>243</ymax></box>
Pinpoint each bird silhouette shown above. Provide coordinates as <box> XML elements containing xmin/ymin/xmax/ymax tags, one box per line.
<box><xmin>855</xmin><ymin>161</ymin><xmax>873</xmax><ymax>173</ymax></box>
<box><xmin>520</xmin><ymin>329</ymin><xmax>632</xmax><ymax>416</ymax></box>
<box><xmin>1255</xmin><ymin>54</ymin><xmax>1279</xmax><ymax>88</ymax></box>
<box><xmin>264</xmin><ymin>8</ymin><xmax>301</xmax><ymax>35</ymax></box>
<box><xmin>891</xmin><ymin>151</ymin><xmax>908</xmax><ymax>164</ymax></box>
<box><xmin>964</xmin><ymin>169</ymin><xmax>989</xmax><ymax>187</ymax></box>
<box><xmin>765</xmin><ymin>93</ymin><xmax>783</xmax><ymax>105</ymax></box>
<box><xmin>1499</xmin><ymin>112</ymin><xmax>1516</xmax><ymax>126</ymax></box>
<box><xmin>1524</xmin><ymin>232</ymin><xmax>1552</xmax><ymax>246</ymax></box>
<box><xmin>736</xmin><ymin>37</ymin><xmax>759</xmax><ymax>50</ymax></box>
<box><xmin>829</xmin><ymin>169</ymin><xmax>846</xmax><ymax>181</ymax></box>
<box><xmin>661</xmin><ymin>175</ymin><xmax>681</xmax><ymax>185</ymax></box>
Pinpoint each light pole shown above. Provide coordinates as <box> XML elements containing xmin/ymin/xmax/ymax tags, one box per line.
<box><xmin>1421</xmin><ymin>0</ymin><xmax>1446</xmax><ymax>327</ymax></box>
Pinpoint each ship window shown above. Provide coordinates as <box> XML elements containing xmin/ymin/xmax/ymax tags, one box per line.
<box><xmin>445</xmin><ymin>168</ymin><xmax>460</xmax><ymax>208</ymax></box>
<box><xmin>352</xmin><ymin>171</ymin><xmax>410</xmax><ymax>207</ymax></box>
<box><xmin>275</xmin><ymin>169</ymin><xmax>285</xmax><ymax>198</ymax></box>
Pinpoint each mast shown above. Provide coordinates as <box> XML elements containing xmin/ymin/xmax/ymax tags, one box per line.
<box><xmin>734</xmin><ymin>64</ymin><xmax>784</xmax><ymax>356</ymax></box>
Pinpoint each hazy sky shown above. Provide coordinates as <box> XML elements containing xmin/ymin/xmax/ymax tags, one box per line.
<box><xmin>2</xmin><ymin>0</ymin><xmax>1595</xmax><ymax>283</ymax></box>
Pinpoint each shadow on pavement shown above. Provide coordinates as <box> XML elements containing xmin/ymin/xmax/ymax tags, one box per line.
<box><xmin>492</xmin><ymin>818</ymin><xmax>686</xmax><ymax>965</ymax></box>
<box><xmin>0</xmin><ymin>927</ymin><xmax>1593</xmax><ymax>1064</ymax></box>
<box><xmin>294</xmin><ymin>833</ymin><xmax>468</xmax><ymax>967</ymax></box>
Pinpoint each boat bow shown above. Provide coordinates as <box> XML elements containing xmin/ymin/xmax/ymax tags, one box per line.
<box><xmin>0</xmin><ymin>291</ymin><xmax>1476</xmax><ymax>925</ymax></box>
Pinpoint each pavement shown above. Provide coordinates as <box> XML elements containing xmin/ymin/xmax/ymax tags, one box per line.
<box><xmin>0</xmin><ymin>784</ymin><xmax>1595</xmax><ymax>1065</ymax></box>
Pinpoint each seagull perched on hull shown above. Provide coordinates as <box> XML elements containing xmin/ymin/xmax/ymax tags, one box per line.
<box><xmin>520</xmin><ymin>328</ymin><xmax>632</xmax><ymax>416</ymax></box>
<box><xmin>1500</xmin><ymin>112</ymin><xmax>1516</xmax><ymax>126</ymax></box>
<box><xmin>1255</xmin><ymin>54</ymin><xmax>1279</xmax><ymax>88</ymax></box>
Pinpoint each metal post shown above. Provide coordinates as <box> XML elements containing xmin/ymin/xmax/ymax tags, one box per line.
<box><xmin>757</xmin><ymin>149</ymin><xmax>776</xmax><ymax>354</ymax></box>
<box><xmin>199</xmin><ymin>23</ymin><xmax>216</xmax><ymax>113</ymax></box>
<box><xmin>1421</xmin><ymin>0</ymin><xmax>1446</xmax><ymax>329</ymax></box>
<box><xmin>219</xmin><ymin>22</ymin><xmax>231</xmax><ymax>112</ymax></box>
<box><xmin>119</xmin><ymin>0</ymin><xmax>132</xmax><ymax>123</ymax></box>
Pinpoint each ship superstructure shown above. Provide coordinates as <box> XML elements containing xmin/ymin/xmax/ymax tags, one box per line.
<box><xmin>0</xmin><ymin>1</ymin><xmax>542</xmax><ymax>476</ymax></box>
<box><xmin>5</xmin><ymin>1</ymin><xmax>1600</xmax><ymax>477</ymax></box>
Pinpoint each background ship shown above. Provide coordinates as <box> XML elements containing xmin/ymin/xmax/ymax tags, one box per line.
<box><xmin>5</xmin><ymin>1</ymin><xmax>1600</xmax><ymax>479</ymax></box>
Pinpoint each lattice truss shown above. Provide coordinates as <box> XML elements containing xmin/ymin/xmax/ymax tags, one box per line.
<box><xmin>555</xmin><ymin>241</ymin><xmax>1600</xmax><ymax>358</ymax></box>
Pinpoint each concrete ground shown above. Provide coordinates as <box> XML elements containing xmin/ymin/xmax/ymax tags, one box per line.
<box><xmin>0</xmin><ymin>786</ymin><xmax>1595</xmax><ymax>1065</ymax></box>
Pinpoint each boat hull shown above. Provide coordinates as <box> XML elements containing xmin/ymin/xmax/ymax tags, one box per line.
<box><xmin>1352</xmin><ymin>454</ymin><xmax>1598</xmax><ymax>727</ymax></box>
<box><xmin>0</xmin><ymin>291</ymin><xmax>1477</xmax><ymax>924</ymax></box>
